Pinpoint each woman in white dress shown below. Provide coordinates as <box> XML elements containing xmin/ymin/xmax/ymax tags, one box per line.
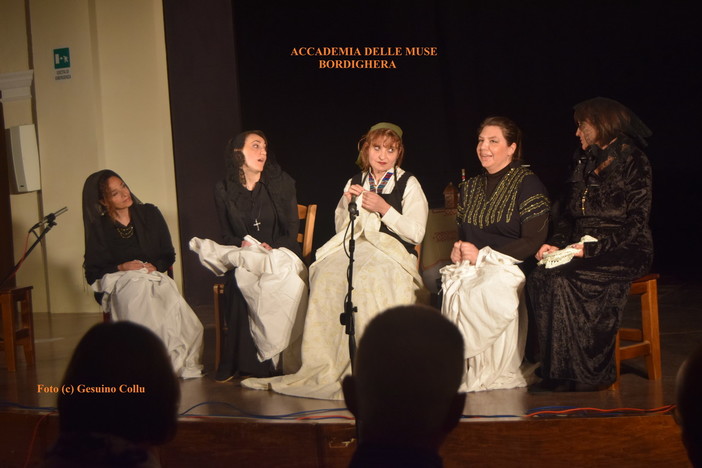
<box><xmin>243</xmin><ymin>122</ymin><xmax>429</xmax><ymax>400</ymax></box>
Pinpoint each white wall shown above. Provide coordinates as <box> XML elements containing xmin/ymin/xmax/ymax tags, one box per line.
<box><xmin>1</xmin><ymin>0</ymin><xmax>49</xmax><ymax>311</ymax></box>
<box><xmin>1</xmin><ymin>0</ymin><xmax>180</xmax><ymax>313</ymax></box>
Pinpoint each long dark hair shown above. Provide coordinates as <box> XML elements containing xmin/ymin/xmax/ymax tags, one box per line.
<box><xmin>82</xmin><ymin>169</ymin><xmax>141</xmax><ymax>228</ymax></box>
<box><xmin>225</xmin><ymin>130</ymin><xmax>268</xmax><ymax>186</ymax></box>
<box><xmin>573</xmin><ymin>97</ymin><xmax>651</xmax><ymax>148</ymax></box>
<box><xmin>96</xmin><ymin>170</ymin><xmax>124</xmax><ymax>220</ymax></box>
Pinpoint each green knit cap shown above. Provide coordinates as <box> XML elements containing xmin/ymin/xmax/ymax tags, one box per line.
<box><xmin>356</xmin><ymin>122</ymin><xmax>403</xmax><ymax>169</ymax></box>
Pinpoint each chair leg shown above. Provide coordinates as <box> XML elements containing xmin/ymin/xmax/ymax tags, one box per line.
<box><xmin>1</xmin><ymin>294</ymin><xmax>17</xmax><ymax>372</ymax></box>
<box><xmin>21</xmin><ymin>292</ymin><xmax>35</xmax><ymax>367</ymax></box>
<box><xmin>611</xmin><ymin>332</ymin><xmax>621</xmax><ymax>390</ymax></box>
<box><xmin>641</xmin><ymin>279</ymin><xmax>662</xmax><ymax>380</ymax></box>
<box><xmin>214</xmin><ymin>284</ymin><xmax>223</xmax><ymax>371</ymax></box>
<box><xmin>616</xmin><ymin>277</ymin><xmax>662</xmax><ymax>388</ymax></box>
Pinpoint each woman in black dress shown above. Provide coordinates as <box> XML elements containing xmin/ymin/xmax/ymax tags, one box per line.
<box><xmin>82</xmin><ymin>169</ymin><xmax>203</xmax><ymax>379</ymax></box>
<box><xmin>527</xmin><ymin>97</ymin><xmax>653</xmax><ymax>391</ymax></box>
<box><xmin>213</xmin><ymin>130</ymin><xmax>300</xmax><ymax>381</ymax></box>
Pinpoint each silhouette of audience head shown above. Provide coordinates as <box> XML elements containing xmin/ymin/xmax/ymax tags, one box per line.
<box><xmin>57</xmin><ymin>321</ymin><xmax>180</xmax><ymax>446</ymax></box>
<box><xmin>343</xmin><ymin>305</ymin><xmax>465</xmax><ymax>452</ymax></box>
<box><xmin>677</xmin><ymin>344</ymin><xmax>702</xmax><ymax>467</ymax></box>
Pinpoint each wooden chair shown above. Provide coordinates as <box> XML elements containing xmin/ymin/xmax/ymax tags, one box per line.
<box><xmin>0</xmin><ymin>286</ymin><xmax>35</xmax><ymax>372</ymax></box>
<box><xmin>613</xmin><ymin>273</ymin><xmax>661</xmax><ymax>388</ymax></box>
<box><xmin>213</xmin><ymin>204</ymin><xmax>317</xmax><ymax>370</ymax></box>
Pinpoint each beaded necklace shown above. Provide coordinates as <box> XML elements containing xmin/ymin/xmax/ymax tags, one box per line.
<box><xmin>115</xmin><ymin>223</ymin><xmax>134</xmax><ymax>239</ymax></box>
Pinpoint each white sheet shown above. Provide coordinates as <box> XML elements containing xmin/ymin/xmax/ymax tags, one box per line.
<box><xmin>94</xmin><ymin>270</ymin><xmax>203</xmax><ymax>379</ymax></box>
<box><xmin>440</xmin><ymin>247</ymin><xmax>534</xmax><ymax>392</ymax></box>
<box><xmin>189</xmin><ymin>238</ymin><xmax>308</xmax><ymax>367</ymax></box>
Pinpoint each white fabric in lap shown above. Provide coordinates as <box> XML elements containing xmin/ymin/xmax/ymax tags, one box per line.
<box><xmin>94</xmin><ymin>270</ymin><xmax>203</xmax><ymax>379</ymax></box>
<box><xmin>189</xmin><ymin>237</ymin><xmax>308</xmax><ymax>364</ymax></box>
<box><xmin>440</xmin><ymin>247</ymin><xmax>532</xmax><ymax>392</ymax></box>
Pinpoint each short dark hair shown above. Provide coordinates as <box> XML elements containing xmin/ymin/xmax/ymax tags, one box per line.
<box><xmin>58</xmin><ymin>322</ymin><xmax>180</xmax><ymax>445</ymax></box>
<box><xmin>478</xmin><ymin>116</ymin><xmax>523</xmax><ymax>161</ymax></box>
<box><xmin>352</xmin><ymin>305</ymin><xmax>464</xmax><ymax>440</ymax></box>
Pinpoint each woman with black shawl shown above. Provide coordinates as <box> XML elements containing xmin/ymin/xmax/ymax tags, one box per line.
<box><xmin>213</xmin><ymin>130</ymin><xmax>301</xmax><ymax>381</ymax></box>
<box><xmin>527</xmin><ymin>97</ymin><xmax>653</xmax><ymax>392</ymax></box>
<box><xmin>82</xmin><ymin>169</ymin><xmax>203</xmax><ymax>379</ymax></box>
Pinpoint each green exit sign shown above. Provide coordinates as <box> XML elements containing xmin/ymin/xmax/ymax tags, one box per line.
<box><xmin>54</xmin><ymin>48</ymin><xmax>70</xmax><ymax>69</ymax></box>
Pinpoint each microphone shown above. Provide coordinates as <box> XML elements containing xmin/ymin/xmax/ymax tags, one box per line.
<box><xmin>348</xmin><ymin>196</ymin><xmax>358</xmax><ymax>217</ymax></box>
<box><xmin>29</xmin><ymin>207</ymin><xmax>68</xmax><ymax>231</ymax></box>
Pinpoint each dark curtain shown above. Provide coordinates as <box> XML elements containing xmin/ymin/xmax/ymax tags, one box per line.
<box><xmin>164</xmin><ymin>2</ymin><xmax>702</xmax><ymax>307</ymax></box>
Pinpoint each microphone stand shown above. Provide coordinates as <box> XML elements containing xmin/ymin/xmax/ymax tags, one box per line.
<box><xmin>340</xmin><ymin>198</ymin><xmax>359</xmax><ymax>371</ymax></box>
<box><xmin>0</xmin><ymin>209</ymin><xmax>66</xmax><ymax>289</ymax></box>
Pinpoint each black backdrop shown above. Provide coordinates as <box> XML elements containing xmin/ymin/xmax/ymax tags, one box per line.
<box><xmin>165</xmin><ymin>1</ymin><xmax>702</xmax><ymax>306</ymax></box>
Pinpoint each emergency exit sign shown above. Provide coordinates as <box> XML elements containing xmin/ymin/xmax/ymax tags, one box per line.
<box><xmin>54</xmin><ymin>48</ymin><xmax>70</xmax><ymax>68</ymax></box>
<box><xmin>53</xmin><ymin>47</ymin><xmax>72</xmax><ymax>80</ymax></box>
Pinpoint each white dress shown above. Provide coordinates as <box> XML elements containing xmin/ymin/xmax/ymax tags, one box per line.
<box><xmin>242</xmin><ymin>168</ymin><xmax>429</xmax><ymax>400</ymax></box>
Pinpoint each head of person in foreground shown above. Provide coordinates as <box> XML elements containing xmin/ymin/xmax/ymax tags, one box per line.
<box><xmin>57</xmin><ymin>321</ymin><xmax>180</xmax><ymax>446</ymax></box>
<box><xmin>677</xmin><ymin>344</ymin><xmax>702</xmax><ymax>467</ymax></box>
<box><xmin>343</xmin><ymin>304</ymin><xmax>466</xmax><ymax>450</ymax></box>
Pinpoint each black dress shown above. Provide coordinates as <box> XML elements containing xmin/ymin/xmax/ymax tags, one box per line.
<box><xmin>82</xmin><ymin>170</ymin><xmax>203</xmax><ymax>379</ymax></box>
<box><xmin>526</xmin><ymin>135</ymin><xmax>653</xmax><ymax>387</ymax></box>
<box><xmin>213</xmin><ymin>164</ymin><xmax>300</xmax><ymax>379</ymax></box>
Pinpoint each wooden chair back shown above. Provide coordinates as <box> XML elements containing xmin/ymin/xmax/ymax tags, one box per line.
<box><xmin>297</xmin><ymin>204</ymin><xmax>317</xmax><ymax>266</ymax></box>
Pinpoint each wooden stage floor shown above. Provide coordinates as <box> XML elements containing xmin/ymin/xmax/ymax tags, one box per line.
<box><xmin>1</xmin><ymin>275</ymin><xmax>700</xmax><ymax>466</ymax></box>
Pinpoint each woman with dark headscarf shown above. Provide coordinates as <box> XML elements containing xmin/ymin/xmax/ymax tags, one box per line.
<box><xmin>213</xmin><ymin>130</ymin><xmax>301</xmax><ymax>381</ymax></box>
<box><xmin>243</xmin><ymin>122</ymin><xmax>429</xmax><ymax>400</ymax></box>
<box><xmin>82</xmin><ymin>169</ymin><xmax>203</xmax><ymax>379</ymax></box>
<box><xmin>527</xmin><ymin>97</ymin><xmax>653</xmax><ymax>392</ymax></box>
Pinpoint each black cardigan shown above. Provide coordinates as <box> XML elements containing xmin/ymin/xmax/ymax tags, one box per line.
<box><xmin>213</xmin><ymin>168</ymin><xmax>301</xmax><ymax>257</ymax></box>
<box><xmin>83</xmin><ymin>203</ymin><xmax>175</xmax><ymax>285</ymax></box>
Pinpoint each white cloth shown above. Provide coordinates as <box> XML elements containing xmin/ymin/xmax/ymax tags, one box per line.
<box><xmin>538</xmin><ymin>235</ymin><xmax>599</xmax><ymax>268</ymax></box>
<box><xmin>93</xmin><ymin>270</ymin><xmax>203</xmax><ymax>379</ymax></box>
<box><xmin>243</xmin><ymin>176</ymin><xmax>429</xmax><ymax>400</ymax></box>
<box><xmin>189</xmin><ymin>237</ymin><xmax>308</xmax><ymax>366</ymax></box>
<box><xmin>440</xmin><ymin>247</ymin><xmax>533</xmax><ymax>392</ymax></box>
